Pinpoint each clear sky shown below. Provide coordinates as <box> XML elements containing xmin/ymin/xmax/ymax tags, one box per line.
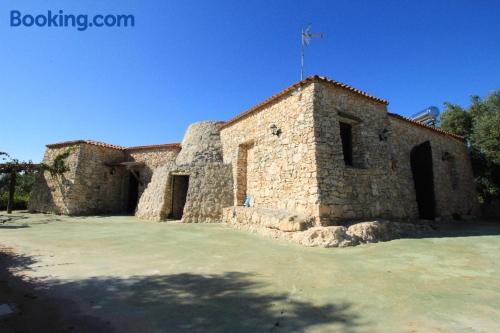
<box><xmin>1</xmin><ymin>0</ymin><xmax>499</xmax><ymax>162</ymax></box>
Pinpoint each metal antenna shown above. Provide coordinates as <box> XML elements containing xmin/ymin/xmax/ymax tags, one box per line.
<box><xmin>301</xmin><ymin>25</ymin><xmax>324</xmax><ymax>80</ymax></box>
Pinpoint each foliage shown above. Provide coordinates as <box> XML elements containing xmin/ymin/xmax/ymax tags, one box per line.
<box><xmin>440</xmin><ymin>103</ymin><xmax>472</xmax><ymax>138</ymax></box>
<box><xmin>471</xmin><ymin>105</ymin><xmax>500</xmax><ymax>165</ymax></box>
<box><xmin>0</xmin><ymin>149</ymin><xmax>71</xmax><ymax>211</ymax></box>
<box><xmin>40</xmin><ymin>150</ymin><xmax>71</xmax><ymax>176</ymax></box>
<box><xmin>0</xmin><ymin>192</ymin><xmax>30</xmax><ymax>210</ymax></box>
<box><xmin>0</xmin><ymin>172</ymin><xmax>35</xmax><ymax>194</ymax></box>
<box><xmin>440</xmin><ymin>89</ymin><xmax>500</xmax><ymax>203</ymax></box>
<box><xmin>0</xmin><ymin>152</ymin><xmax>10</xmax><ymax>161</ymax></box>
<box><xmin>0</xmin><ymin>172</ymin><xmax>34</xmax><ymax>210</ymax></box>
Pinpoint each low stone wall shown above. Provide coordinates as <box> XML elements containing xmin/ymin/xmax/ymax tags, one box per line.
<box><xmin>222</xmin><ymin>206</ymin><xmax>432</xmax><ymax>247</ymax></box>
<box><xmin>222</xmin><ymin>206</ymin><xmax>314</xmax><ymax>232</ymax></box>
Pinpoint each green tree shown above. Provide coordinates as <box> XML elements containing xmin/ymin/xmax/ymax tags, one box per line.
<box><xmin>0</xmin><ymin>150</ymin><xmax>72</xmax><ymax>212</ymax></box>
<box><xmin>471</xmin><ymin>94</ymin><xmax>500</xmax><ymax>164</ymax></box>
<box><xmin>440</xmin><ymin>103</ymin><xmax>473</xmax><ymax>138</ymax></box>
<box><xmin>440</xmin><ymin>90</ymin><xmax>500</xmax><ymax>203</ymax></box>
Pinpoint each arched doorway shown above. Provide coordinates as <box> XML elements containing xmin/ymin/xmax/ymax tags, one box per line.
<box><xmin>410</xmin><ymin>141</ymin><xmax>436</xmax><ymax>219</ymax></box>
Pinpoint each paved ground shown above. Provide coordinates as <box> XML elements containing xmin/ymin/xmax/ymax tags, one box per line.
<box><xmin>1</xmin><ymin>212</ymin><xmax>500</xmax><ymax>333</ymax></box>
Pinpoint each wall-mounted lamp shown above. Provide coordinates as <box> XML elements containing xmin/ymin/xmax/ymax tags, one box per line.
<box><xmin>109</xmin><ymin>167</ymin><xmax>116</xmax><ymax>175</ymax></box>
<box><xmin>442</xmin><ymin>151</ymin><xmax>453</xmax><ymax>161</ymax></box>
<box><xmin>378</xmin><ymin>128</ymin><xmax>389</xmax><ymax>141</ymax></box>
<box><xmin>270</xmin><ymin>124</ymin><xmax>282</xmax><ymax>137</ymax></box>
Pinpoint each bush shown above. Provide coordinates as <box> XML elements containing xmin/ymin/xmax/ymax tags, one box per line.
<box><xmin>0</xmin><ymin>192</ymin><xmax>30</xmax><ymax>211</ymax></box>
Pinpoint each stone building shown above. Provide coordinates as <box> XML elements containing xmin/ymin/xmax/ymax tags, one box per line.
<box><xmin>29</xmin><ymin>76</ymin><xmax>480</xmax><ymax>229</ymax></box>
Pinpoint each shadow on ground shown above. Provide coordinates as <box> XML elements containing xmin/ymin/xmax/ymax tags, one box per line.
<box><xmin>419</xmin><ymin>219</ymin><xmax>500</xmax><ymax>239</ymax></box>
<box><xmin>0</xmin><ymin>213</ymin><xmax>63</xmax><ymax>228</ymax></box>
<box><xmin>0</xmin><ymin>214</ymin><xmax>29</xmax><ymax>224</ymax></box>
<box><xmin>0</xmin><ymin>247</ymin><xmax>361</xmax><ymax>332</ymax></box>
<box><xmin>0</xmin><ymin>248</ymin><xmax>113</xmax><ymax>333</ymax></box>
<box><xmin>46</xmin><ymin>272</ymin><xmax>360</xmax><ymax>333</ymax></box>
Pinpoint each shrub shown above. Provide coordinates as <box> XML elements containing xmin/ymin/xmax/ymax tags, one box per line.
<box><xmin>0</xmin><ymin>192</ymin><xmax>30</xmax><ymax>210</ymax></box>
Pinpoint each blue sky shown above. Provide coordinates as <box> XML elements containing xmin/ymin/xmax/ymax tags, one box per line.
<box><xmin>1</xmin><ymin>0</ymin><xmax>499</xmax><ymax>162</ymax></box>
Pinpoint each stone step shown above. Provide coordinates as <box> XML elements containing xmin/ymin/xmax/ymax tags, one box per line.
<box><xmin>222</xmin><ymin>206</ymin><xmax>314</xmax><ymax>232</ymax></box>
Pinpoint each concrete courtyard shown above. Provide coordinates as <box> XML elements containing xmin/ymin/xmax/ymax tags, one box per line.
<box><xmin>1</xmin><ymin>213</ymin><xmax>500</xmax><ymax>332</ymax></box>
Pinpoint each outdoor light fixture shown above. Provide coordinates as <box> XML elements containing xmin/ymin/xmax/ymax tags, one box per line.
<box><xmin>442</xmin><ymin>151</ymin><xmax>453</xmax><ymax>161</ymax></box>
<box><xmin>270</xmin><ymin>124</ymin><xmax>282</xmax><ymax>137</ymax></box>
<box><xmin>378</xmin><ymin>128</ymin><xmax>389</xmax><ymax>141</ymax></box>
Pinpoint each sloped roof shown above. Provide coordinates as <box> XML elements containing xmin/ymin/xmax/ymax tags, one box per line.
<box><xmin>46</xmin><ymin>140</ymin><xmax>181</xmax><ymax>151</ymax></box>
<box><xmin>126</xmin><ymin>143</ymin><xmax>182</xmax><ymax>151</ymax></box>
<box><xmin>46</xmin><ymin>140</ymin><xmax>125</xmax><ymax>150</ymax></box>
<box><xmin>388</xmin><ymin>113</ymin><xmax>465</xmax><ymax>142</ymax></box>
<box><xmin>219</xmin><ymin>75</ymin><xmax>389</xmax><ymax>129</ymax></box>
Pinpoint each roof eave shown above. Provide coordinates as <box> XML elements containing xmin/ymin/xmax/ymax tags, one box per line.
<box><xmin>219</xmin><ymin>75</ymin><xmax>388</xmax><ymax>130</ymax></box>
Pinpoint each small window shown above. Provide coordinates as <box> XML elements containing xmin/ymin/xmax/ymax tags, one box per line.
<box><xmin>339</xmin><ymin>122</ymin><xmax>353</xmax><ymax>166</ymax></box>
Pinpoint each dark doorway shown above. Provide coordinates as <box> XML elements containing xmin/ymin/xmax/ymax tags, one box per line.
<box><xmin>339</xmin><ymin>122</ymin><xmax>353</xmax><ymax>166</ymax></box>
<box><xmin>410</xmin><ymin>141</ymin><xmax>436</xmax><ymax>219</ymax></box>
<box><xmin>127</xmin><ymin>171</ymin><xmax>140</xmax><ymax>214</ymax></box>
<box><xmin>170</xmin><ymin>175</ymin><xmax>189</xmax><ymax>220</ymax></box>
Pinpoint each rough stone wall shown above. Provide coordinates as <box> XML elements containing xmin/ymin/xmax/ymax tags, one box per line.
<box><xmin>312</xmin><ymin>82</ymin><xmax>399</xmax><ymax>224</ymax></box>
<box><xmin>135</xmin><ymin>121</ymin><xmax>233</xmax><ymax>222</ymax></box>
<box><xmin>220</xmin><ymin>85</ymin><xmax>320</xmax><ymax>220</ymax></box>
<box><xmin>166</xmin><ymin>164</ymin><xmax>233</xmax><ymax>223</ymax></box>
<box><xmin>30</xmin><ymin>81</ymin><xmax>480</xmax><ymax>224</ymax></box>
<box><xmin>172</xmin><ymin>121</ymin><xmax>233</xmax><ymax>223</ymax></box>
<box><xmin>28</xmin><ymin>145</ymin><xmax>82</xmax><ymax>214</ymax></box>
<box><xmin>175</xmin><ymin>121</ymin><xmax>224</xmax><ymax>166</ymax></box>
<box><xmin>127</xmin><ymin>148</ymin><xmax>180</xmax><ymax>219</ymax></box>
<box><xmin>181</xmin><ymin>164</ymin><xmax>233</xmax><ymax>223</ymax></box>
<box><xmin>29</xmin><ymin>143</ymin><xmax>127</xmax><ymax>215</ymax></box>
<box><xmin>312</xmin><ymin>81</ymin><xmax>479</xmax><ymax>223</ymax></box>
<box><xmin>389</xmin><ymin>117</ymin><xmax>480</xmax><ymax>218</ymax></box>
<box><xmin>70</xmin><ymin>144</ymin><xmax>127</xmax><ymax>214</ymax></box>
<box><xmin>134</xmin><ymin>165</ymin><xmax>173</xmax><ymax>221</ymax></box>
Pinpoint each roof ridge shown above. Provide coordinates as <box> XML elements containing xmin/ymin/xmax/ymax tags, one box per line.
<box><xmin>125</xmin><ymin>143</ymin><xmax>182</xmax><ymax>151</ymax></box>
<box><xmin>46</xmin><ymin>140</ymin><xmax>183</xmax><ymax>151</ymax></box>
<box><xmin>311</xmin><ymin>75</ymin><xmax>389</xmax><ymax>104</ymax></box>
<box><xmin>388</xmin><ymin>113</ymin><xmax>465</xmax><ymax>142</ymax></box>
<box><xmin>219</xmin><ymin>75</ymin><xmax>388</xmax><ymax>129</ymax></box>
<box><xmin>46</xmin><ymin>140</ymin><xmax>125</xmax><ymax>150</ymax></box>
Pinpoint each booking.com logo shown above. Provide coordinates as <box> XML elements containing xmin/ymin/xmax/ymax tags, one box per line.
<box><xmin>10</xmin><ymin>10</ymin><xmax>135</xmax><ymax>31</ymax></box>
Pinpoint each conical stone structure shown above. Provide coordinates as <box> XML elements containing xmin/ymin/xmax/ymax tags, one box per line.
<box><xmin>134</xmin><ymin>121</ymin><xmax>233</xmax><ymax>222</ymax></box>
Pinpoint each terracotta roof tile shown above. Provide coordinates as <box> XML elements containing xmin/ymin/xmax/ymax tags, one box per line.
<box><xmin>46</xmin><ymin>140</ymin><xmax>182</xmax><ymax>151</ymax></box>
<box><xmin>219</xmin><ymin>75</ymin><xmax>388</xmax><ymax>129</ymax></box>
<box><xmin>125</xmin><ymin>143</ymin><xmax>182</xmax><ymax>151</ymax></box>
<box><xmin>388</xmin><ymin>113</ymin><xmax>465</xmax><ymax>142</ymax></box>
<box><xmin>46</xmin><ymin>140</ymin><xmax>125</xmax><ymax>150</ymax></box>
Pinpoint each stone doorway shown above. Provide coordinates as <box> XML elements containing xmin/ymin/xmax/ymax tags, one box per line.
<box><xmin>127</xmin><ymin>171</ymin><xmax>140</xmax><ymax>214</ymax></box>
<box><xmin>236</xmin><ymin>142</ymin><xmax>254</xmax><ymax>205</ymax></box>
<box><xmin>410</xmin><ymin>141</ymin><xmax>436</xmax><ymax>219</ymax></box>
<box><xmin>170</xmin><ymin>175</ymin><xmax>189</xmax><ymax>220</ymax></box>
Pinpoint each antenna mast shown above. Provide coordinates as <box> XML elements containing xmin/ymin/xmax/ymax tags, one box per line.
<box><xmin>301</xmin><ymin>25</ymin><xmax>324</xmax><ymax>80</ymax></box>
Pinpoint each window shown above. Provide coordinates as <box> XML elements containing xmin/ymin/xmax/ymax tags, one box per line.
<box><xmin>339</xmin><ymin>122</ymin><xmax>353</xmax><ymax>166</ymax></box>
